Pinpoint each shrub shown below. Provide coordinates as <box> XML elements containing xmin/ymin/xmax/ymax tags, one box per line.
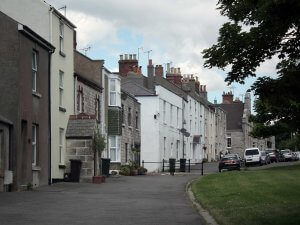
<box><xmin>119</xmin><ymin>165</ymin><xmax>131</xmax><ymax>176</ymax></box>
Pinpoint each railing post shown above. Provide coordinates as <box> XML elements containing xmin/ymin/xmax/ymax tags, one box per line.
<box><xmin>162</xmin><ymin>160</ymin><xmax>165</xmax><ymax>172</ymax></box>
<box><xmin>188</xmin><ymin>159</ymin><xmax>191</xmax><ymax>172</ymax></box>
<box><xmin>142</xmin><ymin>160</ymin><xmax>144</xmax><ymax>168</ymax></box>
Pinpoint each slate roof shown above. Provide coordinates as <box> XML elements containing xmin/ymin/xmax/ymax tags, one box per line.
<box><xmin>218</xmin><ymin>102</ymin><xmax>244</xmax><ymax>131</ymax></box>
<box><xmin>122</xmin><ymin>81</ymin><xmax>155</xmax><ymax>96</ymax></box>
<box><xmin>66</xmin><ymin>118</ymin><xmax>97</xmax><ymax>139</ymax></box>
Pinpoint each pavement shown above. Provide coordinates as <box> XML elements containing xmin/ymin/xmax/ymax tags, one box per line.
<box><xmin>0</xmin><ymin>174</ymin><xmax>203</xmax><ymax>225</ymax></box>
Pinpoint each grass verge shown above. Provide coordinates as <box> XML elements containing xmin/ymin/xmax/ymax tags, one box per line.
<box><xmin>191</xmin><ymin>164</ymin><xmax>300</xmax><ymax>225</ymax></box>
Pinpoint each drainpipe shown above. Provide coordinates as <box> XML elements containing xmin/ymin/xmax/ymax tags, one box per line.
<box><xmin>182</xmin><ymin>98</ymin><xmax>185</xmax><ymax>159</ymax></box>
<box><xmin>48</xmin><ymin>51</ymin><xmax>52</xmax><ymax>185</ymax></box>
<box><xmin>49</xmin><ymin>7</ymin><xmax>53</xmax><ymax>185</ymax></box>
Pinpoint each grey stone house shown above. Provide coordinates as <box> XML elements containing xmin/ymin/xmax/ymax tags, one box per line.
<box><xmin>120</xmin><ymin>89</ymin><xmax>141</xmax><ymax>167</ymax></box>
<box><xmin>0</xmin><ymin>12</ymin><xmax>54</xmax><ymax>191</ymax></box>
<box><xmin>219</xmin><ymin>91</ymin><xmax>275</xmax><ymax>157</ymax></box>
<box><xmin>64</xmin><ymin>51</ymin><xmax>104</xmax><ymax>182</ymax></box>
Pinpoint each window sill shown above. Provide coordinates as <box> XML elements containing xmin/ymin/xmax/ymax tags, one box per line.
<box><xmin>128</xmin><ymin>126</ymin><xmax>133</xmax><ymax>130</ymax></box>
<box><xmin>32</xmin><ymin>91</ymin><xmax>42</xmax><ymax>98</ymax></box>
<box><xmin>122</xmin><ymin>123</ymin><xmax>125</xmax><ymax>127</ymax></box>
<box><xmin>59</xmin><ymin>51</ymin><xmax>66</xmax><ymax>57</ymax></box>
<box><xmin>59</xmin><ymin>164</ymin><xmax>66</xmax><ymax>169</ymax></box>
<box><xmin>32</xmin><ymin>165</ymin><xmax>41</xmax><ymax>171</ymax></box>
<box><xmin>59</xmin><ymin>106</ymin><xmax>66</xmax><ymax>112</ymax></box>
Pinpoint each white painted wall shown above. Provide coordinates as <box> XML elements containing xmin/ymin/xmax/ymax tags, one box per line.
<box><xmin>1</xmin><ymin>0</ymin><xmax>75</xmax><ymax>180</ymax></box>
<box><xmin>137</xmin><ymin>96</ymin><xmax>160</xmax><ymax>172</ymax></box>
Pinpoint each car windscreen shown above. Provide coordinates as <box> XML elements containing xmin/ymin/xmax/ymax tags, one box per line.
<box><xmin>245</xmin><ymin>149</ymin><xmax>259</xmax><ymax>155</ymax></box>
<box><xmin>281</xmin><ymin>150</ymin><xmax>290</xmax><ymax>154</ymax></box>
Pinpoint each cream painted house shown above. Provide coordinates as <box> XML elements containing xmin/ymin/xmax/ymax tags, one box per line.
<box><xmin>0</xmin><ymin>0</ymin><xmax>76</xmax><ymax>182</ymax></box>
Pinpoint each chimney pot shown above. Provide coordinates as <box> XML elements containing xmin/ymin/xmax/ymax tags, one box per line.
<box><xmin>120</xmin><ymin>55</ymin><xmax>123</xmax><ymax>60</ymax></box>
<box><xmin>133</xmin><ymin>54</ymin><xmax>136</xmax><ymax>60</ymax></box>
<box><xmin>148</xmin><ymin>59</ymin><xmax>152</xmax><ymax>65</ymax></box>
<box><xmin>129</xmin><ymin>54</ymin><xmax>132</xmax><ymax>60</ymax></box>
<box><xmin>125</xmin><ymin>54</ymin><xmax>128</xmax><ymax>60</ymax></box>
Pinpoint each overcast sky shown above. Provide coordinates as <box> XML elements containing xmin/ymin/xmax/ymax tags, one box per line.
<box><xmin>46</xmin><ymin>0</ymin><xmax>277</xmax><ymax>105</ymax></box>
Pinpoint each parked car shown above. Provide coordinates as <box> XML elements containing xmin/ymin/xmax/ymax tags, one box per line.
<box><xmin>244</xmin><ymin>148</ymin><xmax>264</xmax><ymax>166</ymax></box>
<box><xmin>295</xmin><ymin>152</ymin><xmax>300</xmax><ymax>161</ymax></box>
<box><xmin>281</xmin><ymin>149</ymin><xmax>292</xmax><ymax>161</ymax></box>
<box><xmin>219</xmin><ymin>154</ymin><xmax>241</xmax><ymax>172</ymax></box>
<box><xmin>261</xmin><ymin>151</ymin><xmax>270</xmax><ymax>165</ymax></box>
<box><xmin>265</xmin><ymin>150</ymin><xmax>279</xmax><ymax>163</ymax></box>
<box><xmin>291</xmin><ymin>152</ymin><xmax>299</xmax><ymax>161</ymax></box>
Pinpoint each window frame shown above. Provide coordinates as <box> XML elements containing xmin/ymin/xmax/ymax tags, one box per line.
<box><xmin>59</xmin><ymin>22</ymin><xmax>64</xmax><ymax>52</ymax></box>
<box><xmin>109</xmin><ymin>78</ymin><xmax>120</xmax><ymax>107</ymax></box>
<box><xmin>109</xmin><ymin>136</ymin><xmax>120</xmax><ymax>162</ymax></box>
<box><xmin>32</xmin><ymin>51</ymin><xmax>38</xmax><ymax>92</ymax></box>
<box><xmin>128</xmin><ymin>107</ymin><xmax>132</xmax><ymax>127</ymax></box>
<box><xmin>227</xmin><ymin>136</ymin><xmax>232</xmax><ymax>148</ymax></box>
<box><xmin>59</xmin><ymin>128</ymin><xmax>64</xmax><ymax>164</ymax></box>
<box><xmin>59</xmin><ymin>70</ymin><xmax>64</xmax><ymax>107</ymax></box>
<box><xmin>32</xmin><ymin>124</ymin><xmax>37</xmax><ymax>166</ymax></box>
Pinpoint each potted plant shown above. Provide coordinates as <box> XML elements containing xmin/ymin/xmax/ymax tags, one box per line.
<box><xmin>91</xmin><ymin>128</ymin><xmax>106</xmax><ymax>184</ymax></box>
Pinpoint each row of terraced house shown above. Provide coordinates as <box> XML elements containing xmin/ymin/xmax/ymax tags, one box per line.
<box><xmin>0</xmin><ymin>0</ymin><xmax>274</xmax><ymax>191</ymax></box>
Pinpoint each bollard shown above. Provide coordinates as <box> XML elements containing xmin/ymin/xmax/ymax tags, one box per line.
<box><xmin>188</xmin><ymin>159</ymin><xmax>191</xmax><ymax>172</ymax></box>
<box><xmin>201</xmin><ymin>160</ymin><xmax>204</xmax><ymax>176</ymax></box>
<box><xmin>162</xmin><ymin>160</ymin><xmax>165</xmax><ymax>172</ymax></box>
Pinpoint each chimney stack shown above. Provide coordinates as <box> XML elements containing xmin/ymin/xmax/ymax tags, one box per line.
<box><xmin>166</xmin><ymin>66</ymin><xmax>182</xmax><ymax>86</ymax></box>
<box><xmin>155</xmin><ymin>65</ymin><xmax>163</xmax><ymax>77</ymax></box>
<box><xmin>222</xmin><ymin>91</ymin><xmax>234</xmax><ymax>104</ymax></box>
<box><xmin>118</xmin><ymin>53</ymin><xmax>139</xmax><ymax>77</ymax></box>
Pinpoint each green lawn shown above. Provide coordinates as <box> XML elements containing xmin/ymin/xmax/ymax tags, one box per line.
<box><xmin>191</xmin><ymin>165</ymin><xmax>300</xmax><ymax>225</ymax></box>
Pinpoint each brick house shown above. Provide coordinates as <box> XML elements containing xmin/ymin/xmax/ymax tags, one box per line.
<box><xmin>0</xmin><ymin>12</ymin><xmax>54</xmax><ymax>190</ymax></box>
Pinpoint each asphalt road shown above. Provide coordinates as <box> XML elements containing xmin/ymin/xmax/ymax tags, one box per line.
<box><xmin>0</xmin><ymin>174</ymin><xmax>202</xmax><ymax>225</ymax></box>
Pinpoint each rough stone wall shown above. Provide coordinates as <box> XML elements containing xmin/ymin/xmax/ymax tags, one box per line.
<box><xmin>121</xmin><ymin>93</ymin><xmax>141</xmax><ymax>165</ymax></box>
<box><xmin>76</xmin><ymin>81</ymin><xmax>100</xmax><ymax>117</ymax></box>
<box><xmin>215</xmin><ymin>108</ymin><xmax>227</xmax><ymax>158</ymax></box>
<box><xmin>228</xmin><ymin>131</ymin><xmax>245</xmax><ymax>156</ymax></box>
<box><xmin>65</xmin><ymin>139</ymin><xmax>98</xmax><ymax>182</ymax></box>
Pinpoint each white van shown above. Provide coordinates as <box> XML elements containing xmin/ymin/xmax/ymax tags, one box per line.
<box><xmin>244</xmin><ymin>148</ymin><xmax>262</xmax><ymax>166</ymax></box>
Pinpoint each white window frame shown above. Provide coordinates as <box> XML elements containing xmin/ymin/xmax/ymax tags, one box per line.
<box><xmin>59</xmin><ymin>22</ymin><xmax>64</xmax><ymax>52</ymax></box>
<box><xmin>59</xmin><ymin>128</ymin><xmax>64</xmax><ymax>164</ymax></box>
<box><xmin>109</xmin><ymin>79</ymin><xmax>120</xmax><ymax>106</ymax></box>
<box><xmin>227</xmin><ymin>135</ymin><xmax>232</xmax><ymax>148</ymax></box>
<box><xmin>176</xmin><ymin>107</ymin><xmax>179</xmax><ymax>128</ymax></box>
<box><xmin>109</xmin><ymin>136</ymin><xmax>120</xmax><ymax>162</ymax></box>
<box><xmin>59</xmin><ymin>70</ymin><xmax>64</xmax><ymax>107</ymax></box>
<box><xmin>32</xmin><ymin>51</ymin><xmax>37</xmax><ymax>92</ymax></box>
<box><xmin>32</xmin><ymin>125</ymin><xmax>37</xmax><ymax>166</ymax></box>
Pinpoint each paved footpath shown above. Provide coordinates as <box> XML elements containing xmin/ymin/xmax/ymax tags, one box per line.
<box><xmin>0</xmin><ymin>174</ymin><xmax>203</xmax><ymax>225</ymax></box>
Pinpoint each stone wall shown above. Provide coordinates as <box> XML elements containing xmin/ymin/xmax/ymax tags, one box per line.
<box><xmin>228</xmin><ymin>131</ymin><xmax>245</xmax><ymax>156</ymax></box>
<box><xmin>65</xmin><ymin>139</ymin><xmax>99</xmax><ymax>182</ymax></box>
<box><xmin>76</xmin><ymin>81</ymin><xmax>101</xmax><ymax>118</ymax></box>
<box><xmin>121</xmin><ymin>92</ymin><xmax>141</xmax><ymax>165</ymax></box>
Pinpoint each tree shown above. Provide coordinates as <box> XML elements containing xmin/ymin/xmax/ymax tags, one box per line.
<box><xmin>203</xmin><ymin>0</ymin><xmax>300</xmax><ymax>138</ymax></box>
<box><xmin>91</xmin><ymin>128</ymin><xmax>106</xmax><ymax>176</ymax></box>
